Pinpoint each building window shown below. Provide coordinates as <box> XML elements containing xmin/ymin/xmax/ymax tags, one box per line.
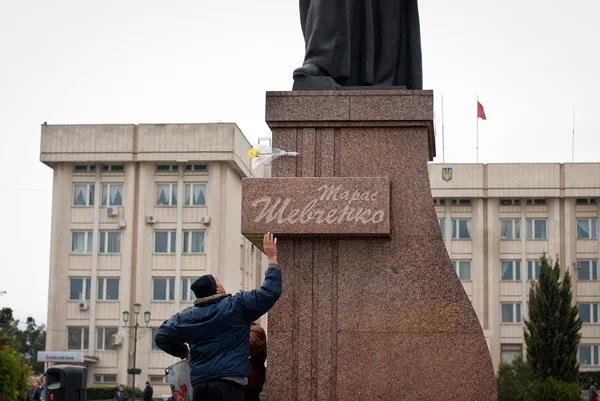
<box><xmin>185</xmin><ymin>164</ymin><xmax>208</xmax><ymax>172</ymax></box>
<box><xmin>183</xmin><ymin>231</ymin><xmax>205</xmax><ymax>254</ymax></box>
<box><xmin>149</xmin><ymin>375</ymin><xmax>168</xmax><ymax>384</ymax></box>
<box><xmin>99</xmin><ymin>231</ymin><xmax>121</xmax><ymax>254</ymax></box>
<box><xmin>153</xmin><ymin>278</ymin><xmax>175</xmax><ymax>301</ymax></box>
<box><xmin>577</xmin><ymin>260</ymin><xmax>599</xmax><ymax>281</ymax></box>
<box><xmin>526</xmin><ymin>219</ymin><xmax>547</xmax><ymax>239</ymax></box>
<box><xmin>67</xmin><ymin>327</ymin><xmax>89</xmax><ymax>350</ymax></box>
<box><xmin>579</xmin><ymin>303</ymin><xmax>599</xmax><ymax>324</ymax></box>
<box><xmin>500</xmin><ymin>199</ymin><xmax>521</xmax><ymax>206</ymax></box>
<box><xmin>500</xmin><ymin>219</ymin><xmax>521</xmax><ymax>240</ymax></box>
<box><xmin>102</xmin><ymin>165</ymin><xmax>124</xmax><ymax>172</ymax></box>
<box><xmin>72</xmin><ymin>231</ymin><xmax>93</xmax><ymax>254</ymax></box>
<box><xmin>579</xmin><ymin>345</ymin><xmax>599</xmax><ymax>366</ymax></box>
<box><xmin>97</xmin><ymin>278</ymin><xmax>119</xmax><ymax>301</ymax></box>
<box><xmin>433</xmin><ymin>198</ymin><xmax>445</xmax><ymax>206</ymax></box>
<box><xmin>181</xmin><ymin>278</ymin><xmax>196</xmax><ymax>301</ymax></box>
<box><xmin>151</xmin><ymin>328</ymin><xmax>160</xmax><ymax>351</ymax></box>
<box><xmin>155</xmin><ymin>231</ymin><xmax>177</xmax><ymax>254</ymax></box>
<box><xmin>101</xmin><ymin>184</ymin><xmax>123</xmax><ymax>206</ymax></box>
<box><xmin>451</xmin><ymin>219</ymin><xmax>471</xmax><ymax>239</ymax></box>
<box><xmin>451</xmin><ymin>260</ymin><xmax>472</xmax><ymax>281</ymax></box>
<box><xmin>501</xmin><ymin>261</ymin><xmax>521</xmax><ymax>281</ymax></box>
<box><xmin>94</xmin><ymin>375</ymin><xmax>117</xmax><ymax>384</ymax></box>
<box><xmin>156</xmin><ymin>183</ymin><xmax>177</xmax><ymax>206</ymax></box>
<box><xmin>526</xmin><ymin>199</ymin><xmax>547</xmax><ymax>205</ymax></box>
<box><xmin>527</xmin><ymin>260</ymin><xmax>541</xmax><ymax>280</ymax></box>
<box><xmin>97</xmin><ymin>327</ymin><xmax>119</xmax><ymax>351</ymax></box>
<box><xmin>69</xmin><ymin>278</ymin><xmax>91</xmax><ymax>301</ymax></box>
<box><xmin>74</xmin><ymin>165</ymin><xmax>96</xmax><ymax>172</ymax></box>
<box><xmin>73</xmin><ymin>184</ymin><xmax>95</xmax><ymax>206</ymax></box>
<box><xmin>576</xmin><ymin>198</ymin><xmax>596</xmax><ymax>205</ymax></box>
<box><xmin>501</xmin><ymin>344</ymin><xmax>523</xmax><ymax>363</ymax></box>
<box><xmin>501</xmin><ymin>303</ymin><xmax>522</xmax><ymax>323</ymax></box>
<box><xmin>184</xmin><ymin>183</ymin><xmax>207</xmax><ymax>206</ymax></box>
<box><xmin>156</xmin><ymin>165</ymin><xmax>178</xmax><ymax>172</ymax></box>
<box><xmin>577</xmin><ymin>219</ymin><xmax>597</xmax><ymax>239</ymax></box>
<box><xmin>439</xmin><ymin>219</ymin><xmax>446</xmax><ymax>237</ymax></box>
<box><xmin>451</xmin><ymin>199</ymin><xmax>472</xmax><ymax>206</ymax></box>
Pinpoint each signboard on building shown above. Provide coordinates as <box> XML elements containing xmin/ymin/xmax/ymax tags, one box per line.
<box><xmin>37</xmin><ymin>351</ymin><xmax>85</xmax><ymax>363</ymax></box>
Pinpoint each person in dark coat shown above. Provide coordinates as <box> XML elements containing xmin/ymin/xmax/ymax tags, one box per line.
<box><xmin>244</xmin><ymin>323</ymin><xmax>267</xmax><ymax>401</ymax></box>
<box><xmin>294</xmin><ymin>0</ymin><xmax>423</xmax><ymax>88</ymax></box>
<box><xmin>35</xmin><ymin>375</ymin><xmax>47</xmax><ymax>401</ymax></box>
<box><xmin>24</xmin><ymin>378</ymin><xmax>40</xmax><ymax>401</ymax></box>
<box><xmin>155</xmin><ymin>233</ymin><xmax>281</xmax><ymax>401</ymax></box>
<box><xmin>590</xmin><ymin>380</ymin><xmax>598</xmax><ymax>401</ymax></box>
<box><xmin>114</xmin><ymin>385</ymin><xmax>129</xmax><ymax>401</ymax></box>
<box><xmin>143</xmin><ymin>381</ymin><xmax>153</xmax><ymax>401</ymax></box>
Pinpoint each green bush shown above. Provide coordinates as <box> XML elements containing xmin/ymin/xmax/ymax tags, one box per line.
<box><xmin>86</xmin><ymin>385</ymin><xmax>142</xmax><ymax>401</ymax></box>
<box><xmin>580</xmin><ymin>371</ymin><xmax>600</xmax><ymax>389</ymax></box>
<box><xmin>496</xmin><ymin>356</ymin><xmax>539</xmax><ymax>401</ymax></box>
<box><xmin>0</xmin><ymin>344</ymin><xmax>32</xmax><ymax>401</ymax></box>
<box><xmin>531</xmin><ymin>377</ymin><xmax>581</xmax><ymax>401</ymax></box>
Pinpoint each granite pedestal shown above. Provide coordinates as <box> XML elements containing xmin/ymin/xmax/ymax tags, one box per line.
<box><xmin>242</xmin><ymin>90</ymin><xmax>497</xmax><ymax>400</ymax></box>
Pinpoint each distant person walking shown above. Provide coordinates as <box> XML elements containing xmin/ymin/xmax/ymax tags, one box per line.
<box><xmin>37</xmin><ymin>375</ymin><xmax>48</xmax><ymax>401</ymax></box>
<box><xmin>143</xmin><ymin>381</ymin><xmax>153</xmax><ymax>401</ymax></box>
<box><xmin>590</xmin><ymin>380</ymin><xmax>598</xmax><ymax>401</ymax></box>
<box><xmin>114</xmin><ymin>385</ymin><xmax>129</xmax><ymax>401</ymax></box>
<box><xmin>244</xmin><ymin>322</ymin><xmax>267</xmax><ymax>401</ymax></box>
<box><xmin>24</xmin><ymin>378</ymin><xmax>40</xmax><ymax>401</ymax></box>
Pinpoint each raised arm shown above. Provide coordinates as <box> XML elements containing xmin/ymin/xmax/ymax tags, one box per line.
<box><xmin>240</xmin><ymin>233</ymin><xmax>282</xmax><ymax>323</ymax></box>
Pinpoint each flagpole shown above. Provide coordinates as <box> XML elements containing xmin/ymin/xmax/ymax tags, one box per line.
<box><xmin>442</xmin><ymin>95</ymin><xmax>445</xmax><ymax>163</ymax></box>
<box><xmin>572</xmin><ymin>106</ymin><xmax>575</xmax><ymax>163</ymax></box>
<box><xmin>476</xmin><ymin>95</ymin><xmax>479</xmax><ymax>164</ymax></box>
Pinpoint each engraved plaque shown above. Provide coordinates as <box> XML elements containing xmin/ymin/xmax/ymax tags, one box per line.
<box><xmin>241</xmin><ymin>177</ymin><xmax>390</xmax><ymax>239</ymax></box>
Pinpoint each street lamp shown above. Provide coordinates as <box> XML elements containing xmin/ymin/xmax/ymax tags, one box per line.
<box><xmin>122</xmin><ymin>304</ymin><xmax>150</xmax><ymax>401</ymax></box>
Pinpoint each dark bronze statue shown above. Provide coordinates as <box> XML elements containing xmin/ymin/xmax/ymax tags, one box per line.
<box><xmin>293</xmin><ymin>0</ymin><xmax>423</xmax><ymax>90</ymax></box>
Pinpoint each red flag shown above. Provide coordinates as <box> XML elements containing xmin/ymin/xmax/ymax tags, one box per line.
<box><xmin>477</xmin><ymin>101</ymin><xmax>487</xmax><ymax>120</ymax></box>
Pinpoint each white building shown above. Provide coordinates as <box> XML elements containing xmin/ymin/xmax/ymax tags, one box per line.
<box><xmin>429</xmin><ymin>163</ymin><xmax>600</xmax><ymax>371</ymax></box>
<box><xmin>41</xmin><ymin>124</ymin><xmax>266</xmax><ymax>394</ymax></box>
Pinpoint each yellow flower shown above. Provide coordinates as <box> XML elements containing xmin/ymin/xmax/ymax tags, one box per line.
<box><xmin>248</xmin><ymin>148</ymin><xmax>261</xmax><ymax>159</ymax></box>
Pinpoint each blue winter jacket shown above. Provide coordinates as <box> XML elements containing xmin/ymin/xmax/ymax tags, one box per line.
<box><xmin>154</xmin><ymin>266</ymin><xmax>282</xmax><ymax>386</ymax></box>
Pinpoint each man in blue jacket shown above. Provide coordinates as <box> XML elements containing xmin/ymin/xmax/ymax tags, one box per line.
<box><xmin>155</xmin><ymin>232</ymin><xmax>281</xmax><ymax>401</ymax></box>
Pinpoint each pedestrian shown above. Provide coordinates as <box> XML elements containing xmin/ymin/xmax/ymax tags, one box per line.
<box><xmin>590</xmin><ymin>380</ymin><xmax>598</xmax><ymax>401</ymax></box>
<box><xmin>155</xmin><ymin>233</ymin><xmax>282</xmax><ymax>401</ymax></box>
<box><xmin>114</xmin><ymin>385</ymin><xmax>129</xmax><ymax>401</ymax></box>
<box><xmin>244</xmin><ymin>322</ymin><xmax>267</xmax><ymax>401</ymax></box>
<box><xmin>143</xmin><ymin>381</ymin><xmax>153</xmax><ymax>401</ymax></box>
<box><xmin>24</xmin><ymin>378</ymin><xmax>40</xmax><ymax>401</ymax></box>
<box><xmin>37</xmin><ymin>375</ymin><xmax>48</xmax><ymax>401</ymax></box>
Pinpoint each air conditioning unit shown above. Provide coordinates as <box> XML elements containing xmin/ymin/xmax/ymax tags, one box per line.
<box><xmin>119</xmin><ymin>220</ymin><xmax>127</xmax><ymax>228</ymax></box>
<box><xmin>146</xmin><ymin>216</ymin><xmax>157</xmax><ymax>224</ymax></box>
<box><xmin>201</xmin><ymin>216</ymin><xmax>211</xmax><ymax>225</ymax></box>
<box><xmin>111</xmin><ymin>334</ymin><xmax>122</xmax><ymax>346</ymax></box>
<box><xmin>78</xmin><ymin>301</ymin><xmax>89</xmax><ymax>311</ymax></box>
<box><xmin>106</xmin><ymin>207</ymin><xmax>119</xmax><ymax>217</ymax></box>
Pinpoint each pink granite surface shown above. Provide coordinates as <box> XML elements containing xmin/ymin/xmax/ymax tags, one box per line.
<box><xmin>241</xmin><ymin>177</ymin><xmax>391</xmax><ymax>238</ymax></box>
<box><xmin>246</xmin><ymin>91</ymin><xmax>496</xmax><ymax>401</ymax></box>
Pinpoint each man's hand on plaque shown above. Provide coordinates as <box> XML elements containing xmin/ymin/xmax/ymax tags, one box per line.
<box><xmin>263</xmin><ymin>232</ymin><xmax>278</xmax><ymax>265</ymax></box>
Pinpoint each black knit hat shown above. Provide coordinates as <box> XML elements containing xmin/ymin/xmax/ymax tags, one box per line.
<box><xmin>191</xmin><ymin>274</ymin><xmax>217</xmax><ymax>298</ymax></box>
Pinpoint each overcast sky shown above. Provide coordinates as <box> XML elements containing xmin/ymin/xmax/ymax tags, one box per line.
<box><xmin>1</xmin><ymin>0</ymin><xmax>599</xmax><ymax>326</ymax></box>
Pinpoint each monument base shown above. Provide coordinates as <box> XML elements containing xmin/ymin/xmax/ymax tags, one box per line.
<box><xmin>246</xmin><ymin>90</ymin><xmax>496</xmax><ymax>401</ymax></box>
<box><xmin>292</xmin><ymin>76</ymin><xmax>408</xmax><ymax>91</ymax></box>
